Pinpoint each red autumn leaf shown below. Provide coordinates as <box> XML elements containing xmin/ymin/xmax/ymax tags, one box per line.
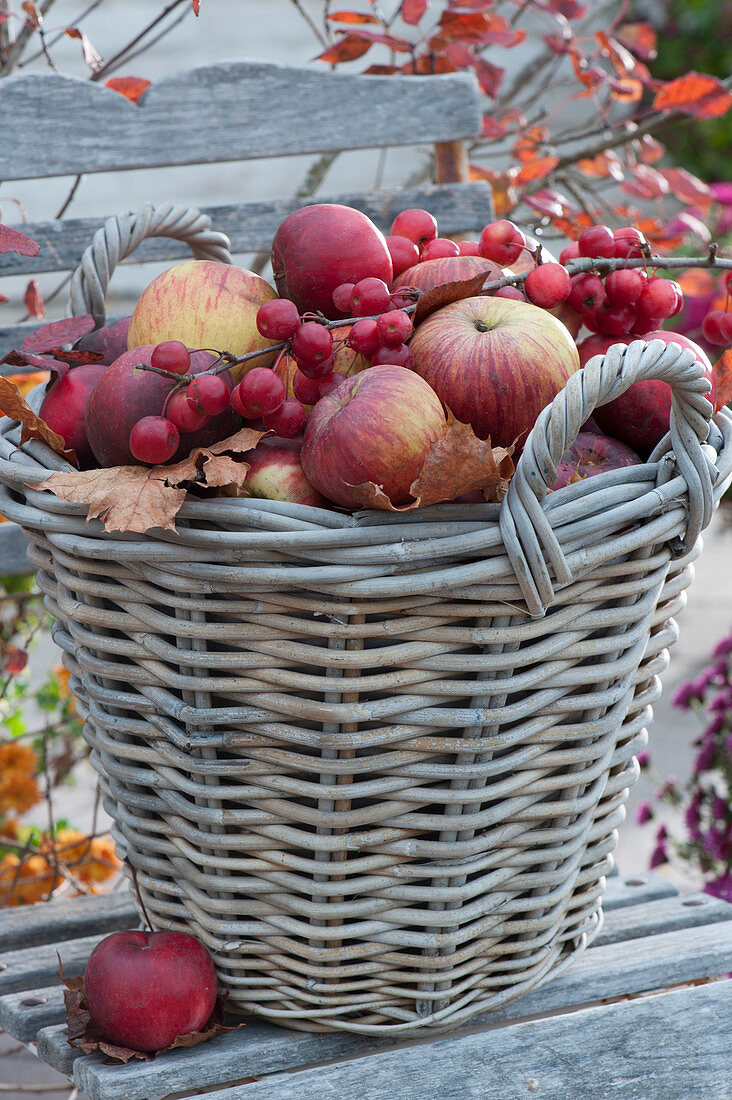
<box><xmin>0</xmin><ymin>376</ymin><xmax>75</xmax><ymax>463</ymax></box>
<box><xmin>24</xmin><ymin>280</ymin><xmax>44</xmax><ymax>320</ymax></box>
<box><xmin>653</xmin><ymin>73</ymin><xmax>732</xmax><ymax>119</ymax></box>
<box><xmin>636</xmin><ymin>134</ymin><xmax>666</xmax><ymax>164</ymax></box>
<box><xmin>0</xmin><ymin>223</ymin><xmax>40</xmax><ymax>257</ymax></box>
<box><xmin>473</xmin><ymin>57</ymin><xmax>504</xmax><ymax>98</ymax></box>
<box><xmin>516</xmin><ymin>155</ymin><xmax>560</xmax><ymax>186</ymax></box>
<box><xmin>523</xmin><ymin>189</ymin><xmax>572</xmax><ymax>219</ymax></box>
<box><xmin>1</xmin><ymin>349</ymin><xmax>61</xmax><ymax>373</ymax></box>
<box><xmin>660</xmin><ymin>167</ymin><xmax>714</xmax><ymax>208</ymax></box>
<box><xmin>595</xmin><ymin>31</ymin><xmax>637</xmax><ymax>78</ymax></box>
<box><xmin>315</xmin><ymin>34</ymin><xmax>375</xmax><ymax>64</ymax></box>
<box><xmin>5</xmin><ymin>646</ymin><xmax>28</xmax><ymax>675</ymax></box>
<box><xmin>544</xmin><ymin>35</ymin><xmax>571</xmax><ymax>56</ymax></box>
<box><xmin>192</xmin><ymin>0</ymin><xmax>200</xmax><ymax>14</ymax></box>
<box><xmin>413</xmin><ymin>269</ymin><xmax>499</xmax><ymax>327</ymax></box>
<box><xmin>401</xmin><ymin>0</ymin><xmax>427</xmax><ymax>24</ymax></box>
<box><xmin>713</xmin><ymin>350</ymin><xmax>732</xmax><ymax>413</ymax></box>
<box><xmin>22</xmin><ymin>315</ymin><xmax>96</xmax><ymax>353</ymax></box>
<box><xmin>615</xmin><ymin>21</ymin><xmax>657</xmax><ymax>62</ymax></box>
<box><xmin>104</xmin><ymin>76</ymin><xmax>151</xmax><ymax>105</ymax></box>
<box><xmin>0</xmin><ymin>294</ymin><xmax>7</xmax><ymax>304</ymax></box>
<box><xmin>64</xmin><ymin>28</ymin><xmax>103</xmax><ymax>73</ymax></box>
<box><xmin>445</xmin><ymin>1</ymin><xmax>496</xmax><ymax>10</ymax></box>
<box><xmin>621</xmin><ymin>164</ymin><xmax>670</xmax><ymax>201</ymax></box>
<box><xmin>513</xmin><ymin>126</ymin><xmax>549</xmax><ymax>163</ymax></box>
<box><xmin>327</xmin><ymin>10</ymin><xmax>380</xmax><ymax>24</ymax></box>
<box><xmin>435</xmin><ymin>10</ymin><xmax>525</xmax><ymax>46</ymax></box>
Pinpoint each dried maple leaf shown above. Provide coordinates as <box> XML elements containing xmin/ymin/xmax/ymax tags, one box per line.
<box><xmin>22</xmin><ymin>315</ymin><xmax>96</xmax><ymax>353</ymax></box>
<box><xmin>35</xmin><ymin>427</ymin><xmax>268</xmax><ymax>534</ymax></box>
<box><xmin>351</xmin><ymin>414</ymin><xmax>514</xmax><ymax>511</ymax></box>
<box><xmin>0</xmin><ymin>376</ymin><xmax>75</xmax><ymax>463</ymax></box>
<box><xmin>409</xmin><ymin>413</ymin><xmax>514</xmax><ymax>506</ymax></box>
<box><xmin>37</xmin><ymin>466</ymin><xmax>186</xmax><ymax>533</ymax></box>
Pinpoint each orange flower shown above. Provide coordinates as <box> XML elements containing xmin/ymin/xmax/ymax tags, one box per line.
<box><xmin>77</xmin><ymin>835</ymin><xmax>122</xmax><ymax>884</ymax></box>
<box><xmin>0</xmin><ymin>770</ymin><xmax>41</xmax><ymax>815</ymax></box>
<box><xmin>52</xmin><ymin>663</ymin><xmax>77</xmax><ymax>713</ymax></box>
<box><xmin>0</xmin><ymin>852</ymin><xmax>61</xmax><ymax>906</ymax></box>
<box><xmin>41</xmin><ymin>827</ymin><xmax>92</xmax><ymax>868</ymax></box>
<box><xmin>0</xmin><ymin>742</ymin><xmax>38</xmax><ymax>774</ymax></box>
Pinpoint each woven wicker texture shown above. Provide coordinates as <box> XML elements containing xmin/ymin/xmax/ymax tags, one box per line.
<box><xmin>1</xmin><ymin>338</ymin><xmax>730</xmax><ymax>1033</ymax></box>
<box><xmin>1</xmin><ymin>200</ymin><xmax>730</xmax><ymax>1032</ymax></box>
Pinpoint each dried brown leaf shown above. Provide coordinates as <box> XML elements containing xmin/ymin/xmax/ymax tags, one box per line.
<box><xmin>413</xmin><ymin>270</ymin><xmax>500</xmax><ymax>327</ymax></box>
<box><xmin>61</xmin><ymin>964</ymin><xmax>237</xmax><ymax>1063</ymax></box>
<box><xmin>0</xmin><ymin>376</ymin><xmax>75</xmax><ymax>462</ymax></box>
<box><xmin>409</xmin><ymin>413</ymin><xmax>514</xmax><ymax>506</ymax></box>
<box><xmin>38</xmin><ymin>466</ymin><xmax>186</xmax><ymax>533</ymax></box>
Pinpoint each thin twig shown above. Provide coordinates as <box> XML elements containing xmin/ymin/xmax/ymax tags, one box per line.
<box><xmin>54</xmin><ymin>176</ymin><xmax>83</xmax><ymax>220</ymax></box>
<box><xmin>289</xmin><ymin>0</ymin><xmax>328</xmax><ymax>49</ymax></box>
<box><xmin>99</xmin><ymin>7</ymin><xmax>188</xmax><ymax>77</ymax></box>
<box><xmin>18</xmin><ymin>0</ymin><xmax>105</xmax><ymax>67</ymax></box>
<box><xmin>90</xmin><ymin>0</ymin><xmax>189</xmax><ymax>81</ymax></box>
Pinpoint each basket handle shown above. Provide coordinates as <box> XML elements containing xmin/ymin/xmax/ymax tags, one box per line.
<box><xmin>501</xmin><ymin>338</ymin><xmax>718</xmax><ymax>617</ymax></box>
<box><xmin>67</xmin><ymin>201</ymin><xmax>233</xmax><ymax>326</ymax></box>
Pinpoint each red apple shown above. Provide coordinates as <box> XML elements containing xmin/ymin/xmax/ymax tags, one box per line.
<box><xmin>84</xmin><ymin>929</ymin><xmax>218</xmax><ymax>1052</ymax></box>
<box><xmin>85</xmin><ymin>346</ymin><xmax>239</xmax><ymax>467</ymax></box>
<box><xmin>271</xmin><ymin>204</ymin><xmax>393</xmax><ymax>318</ymax></box>
<box><xmin>391</xmin><ymin>254</ymin><xmax>504</xmax><ymax>295</ymax></box>
<box><xmin>591</xmin><ymin>330</ymin><xmax>716</xmax><ymax>455</ymax></box>
<box><xmin>127</xmin><ymin>260</ymin><xmax>279</xmax><ymax>370</ymax></box>
<box><xmin>301</xmin><ymin>364</ymin><xmax>445</xmax><ymax>508</ymax></box>
<box><xmin>39</xmin><ymin>363</ymin><xmax>107</xmax><ymax>468</ymax></box>
<box><xmin>76</xmin><ymin>316</ymin><xmax>132</xmax><ymax>365</ymax></box>
<box><xmin>550</xmin><ymin>431</ymin><xmax>642</xmax><ymax>491</ymax></box>
<box><xmin>409</xmin><ymin>296</ymin><xmax>580</xmax><ymax>448</ymax></box>
<box><xmin>244</xmin><ymin>438</ymin><xmax>328</xmax><ymax>507</ymax></box>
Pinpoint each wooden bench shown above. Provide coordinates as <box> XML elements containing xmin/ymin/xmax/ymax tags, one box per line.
<box><xmin>2</xmin><ymin>873</ymin><xmax>731</xmax><ymax>1099</ymax></box>
<box><xmin>0</xmin><ymin>58</ymin><xmax>495</xmax><ymax>575</ymax></box>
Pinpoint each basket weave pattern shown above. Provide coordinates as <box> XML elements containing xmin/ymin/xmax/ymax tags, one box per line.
<box><xmin>1</xmin><ymin>211</ymin><xmax>730</xmax><ymax>1032</ymax></box>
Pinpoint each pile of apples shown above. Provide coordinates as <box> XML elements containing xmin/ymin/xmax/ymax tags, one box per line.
<box><xmin>39</xmin><ymin>202</ymin><xmax>726</xmax><ymax>508</ymax></box>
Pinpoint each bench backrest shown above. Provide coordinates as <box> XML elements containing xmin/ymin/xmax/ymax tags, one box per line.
<box><xmin>0</xmin><ymin>59</ymin><xmax>494</xmax><ymax>572</ymax></box>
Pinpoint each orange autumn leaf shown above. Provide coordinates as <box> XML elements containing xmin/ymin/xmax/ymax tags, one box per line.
<box><xmin>0</xmin><ymin>376</ymin><xmax>75</xmax><ymax>463</ymax></box>
<box><xmin>677</xmin><ymin>268</ymin><xmax>716</xmax><ymax>298</ymax></box>
<box><xmin>713</xmin><ymin>350</ymin><xmax>732</xmax><ymax>414</ymax></box>
<box><xmin>516</xmin><ymin>155</ymin><xmax>559</xmax><ymax>186</ymax></box>
<box><xmin>104</xmin><ymin>76</ymin><xmax>151</xmax><ymax>104</ymax></box>
<box><xmin>653</xmin><ymin>72</ymin><xmax>732</xmax><ymax>119</ymax></box>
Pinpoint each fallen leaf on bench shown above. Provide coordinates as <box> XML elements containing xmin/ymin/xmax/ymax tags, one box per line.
<box><xmin>21</xmin><ymin>314</ymin><xmax>96</xmax><ymax>353</ymax></box>
<box><xmin>0</xmin><ymin>223</ymin><xmax>40</xmax><ymax>257</ymax></box>
<box><xmin>31</xmin><ymin>426</ymin><xmax>267</xmax><ymax>533</ymax></box>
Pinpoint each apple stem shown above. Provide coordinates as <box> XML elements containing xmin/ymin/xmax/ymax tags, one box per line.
<box><xmin>129</xmin><ymin>864</ymin><xmax>154</xmax><ymax>932</ymax></box>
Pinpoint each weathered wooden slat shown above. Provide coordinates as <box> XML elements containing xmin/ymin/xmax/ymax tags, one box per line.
<box><xmin>194</xmin><ymin>981</ymin><xmax>732</xmax><ymax>1100</ymax></box>
<box><xmin>596</xmin><ymin>890</ymin><xmax>732</xmax><ymax>946</ymax></box>
<box><xmin>32</xmin><ymin>918</ymin><xmax>732</xmax><ymax>1100</ymax></box>
<box><xmin>601</xmin><ymin>872</ymin><xmax>678</xmax><ymax>910</ymax></box>
<box><xmin>0</xmin><ymin>63</ymin><xmax>482</xmax><ymax>182</ymax></box>
<box><xmin>0</xmin><ymin>184</ymin><xmax>494</xmax><ymax>280</ymax></box>
<box><xmin>0</xmin><ymin>890</ymin><xmax>136</xmax><ymax>953</ymax></box>
<box><xmin>0</xmin><ymin>932</ymin><xmax>106</xmax><ymax>996</ymax></box>
<box><xmin>0</xmin><ymin>521</ymin><xmax>31</xmax><ymax>575</ymax></box>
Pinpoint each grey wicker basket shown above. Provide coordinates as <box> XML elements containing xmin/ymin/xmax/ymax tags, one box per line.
<box><xmin>0</xmin><ymin>206</ymin><xmax>730</xmax><ymax>1035</ymax></box>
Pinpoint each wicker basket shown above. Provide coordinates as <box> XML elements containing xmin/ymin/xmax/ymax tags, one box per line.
<box><xmin>1</xmin><ymin>205</ymin><xmax>730</xmax><ymax>1036</ymax></box>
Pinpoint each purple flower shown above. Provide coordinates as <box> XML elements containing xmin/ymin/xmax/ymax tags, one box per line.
<box><xmin>649</xmin><ymin>843</ymin><xmax>668</xmax><ymax>869</ymax></box>
<box><xmin>671</xmin><ymin>681</ymin><xmax>703</xmax><ymax>709</ymax></box>
<box><xmin>712</xmin><ymin>634</ymin><xmax>732</xmax><ymax>659</ymax></box>
<box><xmin>712</xmin><ymin>795</ymin><xmax>728</xmax><ymax>822</ymax></box>
<box><xmin>704</xmin><ymin>872</ymin><xmax>732</xmax><ymax>903</ymax></box>
<box><xmin>635</xmin><ymin>801</ymin><xmax>654</xmax><ymax>826</ymax></box>
<box><xmin>636</xmin><ymin>750</ymin><xmax>651</xmax><ymax>770</ymax></box>
<box><xmin>655</xmin><ymin>823</ymin><xmax>668</xmax><ymax>842</ymax></box>
<box><xmin>694</xmin><ymin>742</ymin><xmax>716</xmax><ymax>773</ymax></box>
